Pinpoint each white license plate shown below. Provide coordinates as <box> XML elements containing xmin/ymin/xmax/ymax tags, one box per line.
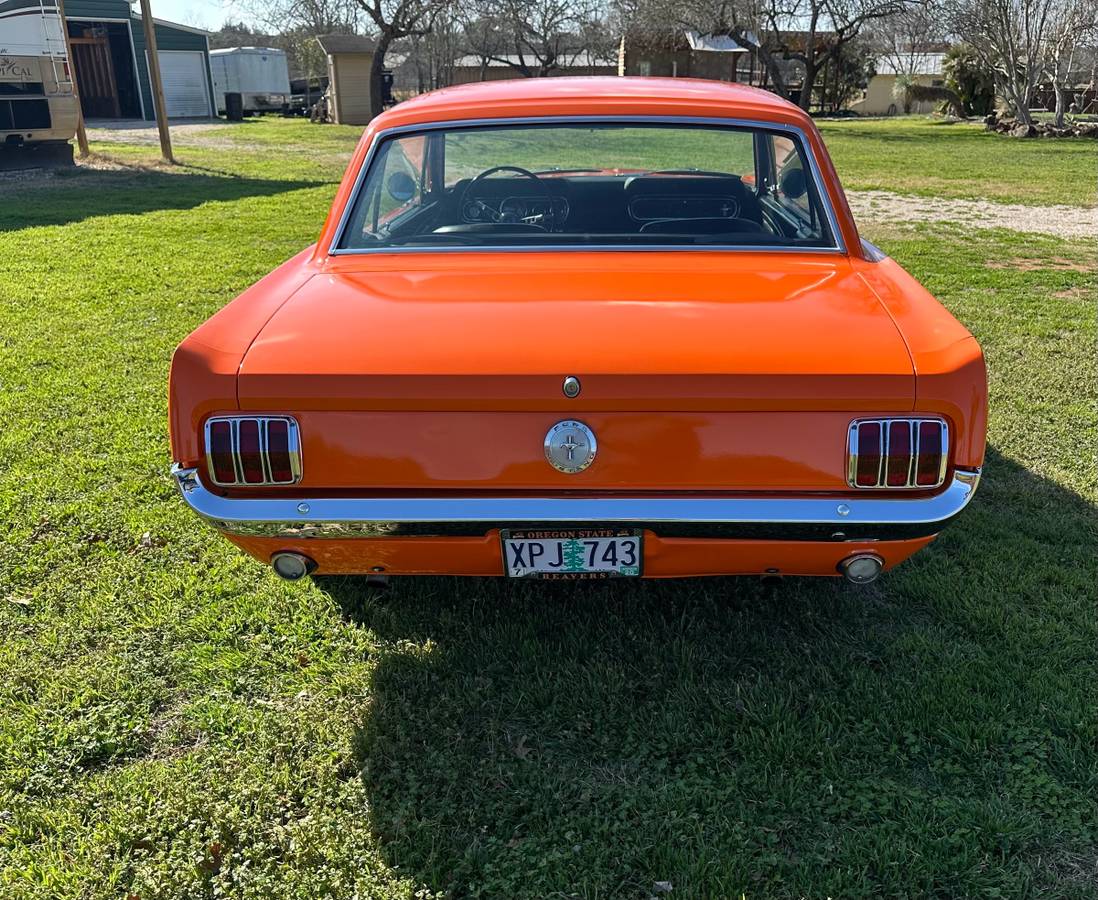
<box><xmin>501</xmin><ymin>529</ymin><xmax>642</xmax><ymax>579</ymax></box>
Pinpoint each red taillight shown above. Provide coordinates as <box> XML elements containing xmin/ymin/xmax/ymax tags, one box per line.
<box><xmin>854</xmin><ymin>421</ymin><xmax>882</xmax><ymax>487</ymax></box>
<box><xmin>266</xmin><ymin>419</ymin><xmax>293</xmax><ymax>483</ymax></box>
<box><xmin>885</xmin><ymin>420</ymin><xmax>913</xmax><ymax>487</ymax></box>
<box><xmin>849</xmin><ymin>418</ymin><xmax>947</xmax><ymax>489</ymax></box>
<box><xmin>204</xmin><ymin>416</ymin><xmax>300</xmax><ymax>485</ymax></box>
<box><xmin>237</xmin><ymin>419</ymin><xmax>265</xmax><ymax>483</ymax></box>
<box><xmin>915</xmin><ymin>421</ymin><xmax>944</xmax><ymax>486</ymax></box>
<box><xmin>208</xmin><ymin>420</ymin><xmax>236</xmax><ymax>484</ymax></box>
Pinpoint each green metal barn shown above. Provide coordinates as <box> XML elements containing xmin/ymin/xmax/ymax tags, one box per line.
<box><xmin>64</xmin><ymin>0</ymin><xmax>215</xmax><ymax>120</ymax></box>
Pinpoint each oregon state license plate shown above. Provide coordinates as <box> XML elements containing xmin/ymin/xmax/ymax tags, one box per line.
<box><xmin>501</xmin><ymin>528</ymin><xmax>642</xmax><ymax>579</ymax></box>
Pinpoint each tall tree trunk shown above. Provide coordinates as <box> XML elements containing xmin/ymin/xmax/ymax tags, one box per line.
<box><xmin>1012</xmin><ymin>84</ymin><xmax>1034</xmax><ymax>124</ymax></box>
<box><xmin>997</xmin><ymin>71</ymin><xmax>1032</xmax><ymax>125</ymax></box>
<box><xmin>758</xmin><ymin>47</ymin><xmax>787</xmax><ymax>97</ymax></box>
<box><xmin>1053</xmin><ymin>83</ymin><xmax>1066</xmax><ymax>127</ymax></box>
<box><xmin>797</xmin><ymin>12</ymin><xmax>820</xmax><ymax>112</ymax></box>
<box><xmin>798</xmin><ymin>56</ymin><xmax>818</xmax><ymax>111</ymax></box>
<box><xmin>370</xmin><ymin>31</ymin><xmax>392</xmax><ymax>121</ymax></box>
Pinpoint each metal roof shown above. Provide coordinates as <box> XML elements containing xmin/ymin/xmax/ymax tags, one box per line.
<box><xmin>316</xmin><ymin>34</ymin><xmax>377</xmax><ymax>55</ymax></box>
<box><xmin>130</xmin><ymin>11</ymin><xmax>212</xmax><ymax>36</ymax></box>
<box><xmin>875</xmin><ymin>53</ymin><xmax>946</xmax><ymax>76</ymax></box>
<box><xmin>451</xmin><ymin>51</ymin><xmax>615</xmax><ymax>68</ymax></box>
<box><xmin>684</xmin><ymin>31</ymin><xmax>749</xmax><ymax>53</ymax></box>
<box><xmin>210</xmin><ymin>47</ymin><xmax>286</xmax><ymax>56</ymax></box>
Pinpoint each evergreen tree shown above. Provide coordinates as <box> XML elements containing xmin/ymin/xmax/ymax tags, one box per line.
<box><xmin>562</xmin><ymin>539</ymin><xmax>586</xmax><ymax>571</ymax></box>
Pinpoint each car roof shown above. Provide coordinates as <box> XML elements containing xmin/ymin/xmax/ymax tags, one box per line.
<box><xmin>320</xmin><ymin>77</ymin><xmax>864</xmax><ymax>258</ymax></box>
<box><xmin>372</xmin><ymin>77</ymin><xmax>814</xmax><ymax>131</ymax></box>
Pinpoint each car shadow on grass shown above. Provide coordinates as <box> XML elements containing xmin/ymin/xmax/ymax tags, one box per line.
<box><xmin>0</xmin><ymin>166</ymin><xmax>325</xmax><ymax>232</ymax></box>
<box><xmin>317</xmin><ymin>446</ymin><xmax>1097</xmax><ymax>897</ymax></box>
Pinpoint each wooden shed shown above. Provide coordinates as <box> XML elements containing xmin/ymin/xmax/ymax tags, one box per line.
<box><xmin>316</xmin><ymin>34</ymin><xmax>376</xmax><ymax>126</ymax></box>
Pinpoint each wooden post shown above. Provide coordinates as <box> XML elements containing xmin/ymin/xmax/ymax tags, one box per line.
<box><xmin>54</xmin><ymin>0</ymin><xmax>89</xmax><ymax>157</ymax></box>
<box><xmin>137</xmin><ymin>0</ymin><xmax>174</xmax><ymax>163</ymax></box>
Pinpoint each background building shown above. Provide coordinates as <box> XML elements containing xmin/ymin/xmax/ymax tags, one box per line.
<box><xmin>65</xmin><ymin>0</ymin><xmax>215</xmax><ymax>119</ymax></box>
<box><xmin>619</xmin><ymin>29</ymin><xmax>758</xmax><ymax>83</ymax></box>
<box><xmin>849</xmin><ymin>53</ymin><xmax>947</xmax><ymax>115</ymax></box>
<box><xmin>448</xmin><ymin>51</ymin><xmax>616</xmax><ymax>85</ymax></box>
<box><xmin>316</xmin><ymin>34</ymin><xmax>376</xmax><ymax>125</ymax></box>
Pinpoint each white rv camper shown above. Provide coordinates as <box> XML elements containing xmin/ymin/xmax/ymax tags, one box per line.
<box><xmin>209</xmin><ymin>47</ymin><xmax>291</xmax><ymax>114</ymax></box>
<box><xmin>0</xmin><ymin>0</ymin><xmax>77</xmax><ymax>163</ymax></box>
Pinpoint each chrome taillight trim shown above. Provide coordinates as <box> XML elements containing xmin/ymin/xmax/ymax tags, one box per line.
<box><xmin>204</xmin><ymin>416</ymin><xmax>302</xmax><ymax>486</ymax></box>
<box><xmin>847</xmin><ymin>418</ymin><xmax>949</xmax><ymax>490</ymax></box>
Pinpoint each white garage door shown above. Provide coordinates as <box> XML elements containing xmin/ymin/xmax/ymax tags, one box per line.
<box><xmin>156</xmin><ymin>50</ymin><xmax>212</xmax><ymax>118</ymax></box>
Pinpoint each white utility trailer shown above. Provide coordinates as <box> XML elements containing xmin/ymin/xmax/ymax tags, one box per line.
<box><xmin>209</xmin><ymin>47</ymin><xmax>291</xmax><ymax>114</ymax></box>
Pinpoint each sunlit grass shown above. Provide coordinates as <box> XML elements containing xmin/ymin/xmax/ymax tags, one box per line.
<box><xmin>817</xmin><ymin>116</ymin><xmax>1097</xmax><ymax>207</ymax></box>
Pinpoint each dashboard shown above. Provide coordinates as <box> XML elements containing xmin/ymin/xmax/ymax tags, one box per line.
<box><xmin>449</xmin><ymin>173</ymin><xmax>762</xmax><ymax>236</ymax></box>
<box><xmin>462</xmin><ymin>194</ymin><xmax>571</xmax><ymax>226</ymax></box>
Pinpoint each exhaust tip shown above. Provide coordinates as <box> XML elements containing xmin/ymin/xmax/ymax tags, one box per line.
<box><xmin>839</xmin><ymin>553</ymin><xmax>884</xmax><ymax>585</ymax></box>
<box><xmin>271</xmin><ymin>551</ymin><xmax>316</xmax><ymax>581</ymax></box>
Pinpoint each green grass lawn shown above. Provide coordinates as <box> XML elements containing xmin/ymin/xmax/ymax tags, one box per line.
<box><xmin>0</xmin><ymin>119</ymin><xmax>1095</xmax><ymax>898</ymax></box>
<box><xmin>817</xmin><ymin>117</ymin><xmax>1097</xmax><ymax>208</ymax></box>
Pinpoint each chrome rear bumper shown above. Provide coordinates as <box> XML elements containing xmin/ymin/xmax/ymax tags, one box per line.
<box><xmin>171</xmin><ymin>465</ymin><xmax>980</xmax><ymax>542</ymax></box>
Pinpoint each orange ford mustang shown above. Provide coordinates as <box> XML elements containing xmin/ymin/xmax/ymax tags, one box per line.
<box><xmin>168</xmin><ymin>77</ymin><xmax>986</xmax><ymax>584</ymax></box>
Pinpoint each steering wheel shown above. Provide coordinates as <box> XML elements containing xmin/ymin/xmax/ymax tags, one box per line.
<box><xmin>460</xmin><ymin>165</ymin><xmax>554</xmax><ymax>229</ymax></box>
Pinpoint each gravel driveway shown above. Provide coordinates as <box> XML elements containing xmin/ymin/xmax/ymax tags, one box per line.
<box><xmin>848</xmin><ymin>189</ymin><xmax>1097</xmax><ymax>240</ymax></box>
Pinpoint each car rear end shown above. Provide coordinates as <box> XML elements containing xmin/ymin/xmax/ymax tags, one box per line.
<box><xmin>168</xmin><ymin>81</ymin><xmax>986</xmax><ymax>583</ymax></box>
<box><xmin>168</xmin><ymin>255</ymin><xmax>985</xmax><ymax>583</ymax></box>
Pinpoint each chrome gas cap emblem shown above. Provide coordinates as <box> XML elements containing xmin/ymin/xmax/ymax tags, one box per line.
<box><xmin>544</xmin><ymin>420</ymin><xmax>597</xmax><ymax>474</ymax></box>
<box><xmin>562</xmin><ymin>375</ymin><xmax>581</xmax><ymax>398</ymax></box>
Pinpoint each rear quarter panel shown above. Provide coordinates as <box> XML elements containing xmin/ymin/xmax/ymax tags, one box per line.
<box><xmin>855</xmin><ymin>257</ymin><xmax>987</xmax><ymax>469</ymax></box>
<box><xmin>168</xmin><ymin>246</ymin><xmax>318</xmax><ymax>466</ymax></box>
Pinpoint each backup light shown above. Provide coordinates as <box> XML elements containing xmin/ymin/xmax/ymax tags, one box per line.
<box><xmin>204</xmin><ymin>416</ymin><xmax>301</xmax><ymax>486</ymax></box>
<box><xmin>271</xmin><ymin>551</ymin><xmax>315</xmax><ymax>581</ymax></box>
<box><xmin>847</xmin><ymin>418</ymin><xmax>948</xmax><ymax>489</ymax></box>
<box><xmin>840</xmin><ymin>554</ymin><xmax>883</xmax><ymax>584</ymax></box>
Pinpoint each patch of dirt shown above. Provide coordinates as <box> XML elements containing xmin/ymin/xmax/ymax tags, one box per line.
<box><xmin>0</xmin><ymin>167</ymin><xmax>54</xmax><ymax>183</ymax></box>
<box><xmin>84</xmin><ymin>121</ymin><xmax>310</xmax><ymax>154</ymax></box>
<box><xmin>1</xmin><ymin>152</ymin><xmax>177</xmax><ymax>185</ymax></box>
<box><xmin>1033</xmin><ymin>849</ymin><xmax>1098</xmax><ymax>891</ymax></box>
<box><xmin>848</xmin><ymin>189</ymin><xmax>1098</xmax><ymax>240</ymax></box>
<box><xmin>1052</xmin><ymin>287</ymin><xmax>1091</xmax><ymax>299</ymax></box>
<box><xmin>986</xmin><ymin>258</ymin><xmax>1095</xmax><ymax>272</ymax></box>
<box><xmin>84</xmin><ymin>120</ymin><xmax>234</xmax><ymax>144</ymax></box>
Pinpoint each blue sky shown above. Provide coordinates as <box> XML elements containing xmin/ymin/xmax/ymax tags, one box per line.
<box><xmin>152</xmin><ymin>0</ymin><xmax>233</xmax><ymax>31</ymax></box>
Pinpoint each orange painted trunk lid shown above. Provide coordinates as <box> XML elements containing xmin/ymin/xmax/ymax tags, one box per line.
<box><xmin>237</xmin><ymin>252</ymin><xmax>915</xmax><ymax>413</ymax></box>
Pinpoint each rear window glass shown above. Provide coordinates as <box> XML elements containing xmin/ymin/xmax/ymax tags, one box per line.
<box><xmin>338</xmin><ymin>122</ymin><xmax>836</xmax><ymax>251</ymax></box>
